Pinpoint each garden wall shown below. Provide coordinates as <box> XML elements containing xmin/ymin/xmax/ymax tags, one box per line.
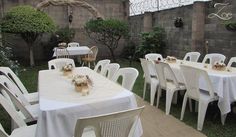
<box><xmin>0</xmin><ymin>0</ymin><xmax>129</xmax><ymax>61</ymax></box>
<box><xmin>129</xmin><ymin>0</ymin><xmax>236</xmax><ymax>63</ymax></box>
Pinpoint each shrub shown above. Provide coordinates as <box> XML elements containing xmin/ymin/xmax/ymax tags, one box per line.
<box><xmin>0</xmin><ymin>36</ymin><xmax>20</xmax><ymax>74</ymax></box>
<box><xmin>1</xmin><ymin>5</ymin><xmax>56</xmax><ymax>66</ymax></box>
<box><xmin>135</xmin><ymin>26</ymin><xmax>166</xmax><ymax>58</ymax></box>
<box><xmin>85</xmin><ymin>18</ymin><xmax>129</xmax><ymax>61</ymax></box>
<box><xmin>55</xmin><ymin>27</ymin><xmax>75</xmax><ymax>43</ymax></box>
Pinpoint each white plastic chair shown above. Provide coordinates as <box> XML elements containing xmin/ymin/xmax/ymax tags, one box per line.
<box><xmin>93</xmin><ymin>59</ymin><xmax>111</xmax><ymax>74</ymax></box>
<box><xmin>202</xmin><ymin>53</ymin><xmax>226</xmax><ymax>65</ymax></box>
<box><xmin>0</xmin><ymin>89</ymin><xmax>36</xmax><ymax>137</ymax></box>
<box><xmin>140</xmin><ymin>58</ymin><xmax>159</xmax><ymax>105</ymax></box>
<box><xmin>145</xmin><ymin>53</ymin><xmax>164</xmax><ymax>61</ymax></box>
<box><xmin>68</xmin><ymin>42</ymin><xmax>80</xmax><ymax>47</ymax></box>
<box><xmin>0</xmin><ymin>67</ymin><xmax>38</xmax><ymax>104</ymax></box>
<box><xmin>155</xmin><ymin>62</ymin><xmax>186</xmax><ymax>115</ymax></box>
<box><xmin>102</xmin><ymin>63</ymin><xmax>120</xmax><ymax>80</ymax></box>
<box><xmin>112</xmin><ymin>68</ymin><xmax>139</xmax><ymax>91</ymax></box>
<box><xmin>55</xmin><ymin>47</ymin><xmax>70</xmax><ymax>58</ymax></box>
<box><xmin>227</xmin><ymin>57</ymin><xmax>236</xmax><ymax>67</ymax></box>
<box><xmin>48</xmin><ymin>58</ymin><xmax>75</xmax><ymax>70</ymax></box>
<box><xmin>183</xmin><ymin>52</ymin><xmax>201</xmax><ymax>62</ymax></box>
<box><xmin>180</xmin><ymin>65</ymin><xmax>222</xmax><ymax>131</ymax></box>
<box><xmin>0</xmin><ymin>75</ymin><xmax>38</xmax><ymax>123</ymax></box>
<box><xmin>74</xmin><ymin>106</ymin><xmax>144</xmax><ymax>137</ymax></box>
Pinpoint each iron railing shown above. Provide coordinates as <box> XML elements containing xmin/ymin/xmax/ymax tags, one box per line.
<box><xmin>130</xmin><ymin>0</ymin><xmax>210</xmax><ymax>16</ymax></box>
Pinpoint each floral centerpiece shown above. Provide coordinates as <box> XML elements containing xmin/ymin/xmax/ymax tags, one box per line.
<box><xmin>212</xmin><ymin>61</ymin><xmax>226</xmax><ymax>71</ymax></box>
<box><xmin>166</xmin><ymin>56</ymin><xmax>177</xmax><ymax>63</ymax></box>
<box><xmin>58</xmin><ymin>42</ymin><xmax>67</xmax><ymax>48</ymax></box>
<box><xmin>62</xmin><ymin>64</ymin><xmax>73</xmax><ymax>76</ymax></box>
<box><xmin>72</xmin><ymin>75</ymin><xmax>93</xmax><ymax>96</ymax></box>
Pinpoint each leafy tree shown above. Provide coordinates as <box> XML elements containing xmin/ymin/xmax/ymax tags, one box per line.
<box><xmin>85</xmin><ymin>19</ymin><xmax>129</xmax><ymax>61</ymax></box>
<box><xmin>1</xmin><ymin>5</ymin><xmax>56</xmax><ymax>66</ymax></box>
<box><xmin>135</xmin><ymin>26</ymin><xmax>166</xmax><ymax>58</ymax></box>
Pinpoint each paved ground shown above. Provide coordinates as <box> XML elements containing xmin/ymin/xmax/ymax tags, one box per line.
<box><xmin>136</xmin><ymin>95</ymin><xmax>207</xmax><ymax>137</ymax></box>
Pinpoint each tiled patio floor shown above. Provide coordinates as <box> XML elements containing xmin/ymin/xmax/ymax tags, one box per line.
<box><xmin>136</xmin><ymin>95</ymin><xmax>206</xmax><ymax>137</ymax></box>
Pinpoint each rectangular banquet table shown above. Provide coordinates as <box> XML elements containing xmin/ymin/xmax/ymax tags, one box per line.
<box><xmin>166</xmin><ymin>60</ymin><xmax>236</xmax><ymax>115</ymax></box>
<box><xmin>52</xmin><ymin>46</ymin><xmax>91</xmax><ymax>57</ymax></box>
<box><xmin>36</xmin><ymin>67</ymin><xmax>142</xmax><ymax>137</ymax></box>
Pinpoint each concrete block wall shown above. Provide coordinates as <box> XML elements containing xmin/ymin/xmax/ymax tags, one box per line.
<box><xmin>129</xmin><ymin>0</ymin><xmax>236</xmax><ymax>62</ymax></box>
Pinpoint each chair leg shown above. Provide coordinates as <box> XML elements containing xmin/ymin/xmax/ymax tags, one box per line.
<box><xmin>156</xmin><ymin>87</ymin><xmax>162</xmax><ymax>108</ymax></box>
<box><xmin>88</xmin><ymin>62</ymin><xmax>91</xmax><ymax>68</ymax></box>
<box><xmin>221</xmin><ymin>114</ymin><xmax>227</xmax><ymax>125</ymax></box>
<box><xmin>150</xmin><ymin>83</ymin><xmax>157</xmax><ymax>106</ymax></box>
<box><xmin>82</xmin><ymin>61</ymin><xmax>85</xmax><ymax>67</ymax></box>
<box><xmin>165</xmin><ymin>90</ymin><xmax>175</xmax><ymax>115</ymax></box>
<box><xmin>181</xmin><ymin>94</ymin><xmax>188</xmax><ymax>120</ymax></box>
<box><xmin>197</xmin><ymin>100</ymin><xmax>209</xmax><ymax>131</ymax></box>
<box><xmin>143</xmin><ymin>82</ymin><xmax>147</xmax><ymax>99</ymax></box>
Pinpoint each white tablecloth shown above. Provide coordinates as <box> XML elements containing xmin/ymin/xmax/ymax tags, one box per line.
<box><xmin>36</xmin><ymin>67</ymin><xmax>142</xmax><ymax>137</ymax></box>
<box><xmin>166</xmin><ymin>60</ymin><xmax>236</xmax><ymax>115</ymax></box>
<box><xmin>53</xmin><ymin>46</ymin><xmax>91</xmax><ymax>57</ymax></box>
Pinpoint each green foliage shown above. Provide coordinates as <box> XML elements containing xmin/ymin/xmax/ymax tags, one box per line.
<box><xmin>1</xmin><ymin>5</ymin><xmax>56</xmax><ymax>34</ymax></box>
<box><xmin>0</xmin><ymin>44</ymin><xmax>20</xmax><ymax>74</ymax></box>
<box><xmin>85</xmin><ymin>18</ymin><xmax>129</xmax><ymax>61</ymax></box>
<box><xmin>224</xmin><ymin>21</ymin><xmax>236</xmax><ymax>31</ymax></box>
<box><xmin>55</xmin><ymin>27</ymin><xmax>75</xmax><ymax>43</ymax></box>
<box><xmin>135</xmin><ymin>26</ymin><xmax>166</xmax><ymax>58</ymax></box>
<box><xmin>122</xmin><ymin>40</ymin><xmax>136</xmax><ymax>59</ymax></box>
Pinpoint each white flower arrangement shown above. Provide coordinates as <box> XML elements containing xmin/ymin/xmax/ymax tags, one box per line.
<box><xmin>62</xmin><ymin>64</ymin><xmax>73</xmax><ymax>72</ymax></box>
<box><xmin>58</xmin><ymin>42</ymin><xmax>67</xmax><ymax>48</ymax></box>
<box><xmin>213</xmin><ymin>61</ymin><xmax>226</xmax><ymax>71</ymax></box>
<box><xmin>72</xmin><ymin>75</ymin><xmax>92</xmax><ymax>96</ymax></box>
<box><xmin>166</xmin><ymin>56</ymin><xmax>177</xmax><ymax>63</ymax></box>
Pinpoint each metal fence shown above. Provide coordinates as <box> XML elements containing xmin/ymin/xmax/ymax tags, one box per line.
<box><xmin>130</xmin><ymin>0</ymin><xmax>210</xmax><ymax>16</ymax></box>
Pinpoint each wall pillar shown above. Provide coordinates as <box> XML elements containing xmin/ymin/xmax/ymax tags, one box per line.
<box><xmin>143</xmin><ymin>12</ymin><xmax>153</xmax><ymax>32</ymax></box>
<box><xmin>191</xmin><ymin>1</ymin><xmax>206</xmax><ymax>53</ymax></box>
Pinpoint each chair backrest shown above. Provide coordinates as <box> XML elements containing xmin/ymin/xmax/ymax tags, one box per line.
<box><xmin>140</xmin><ymin>58</ymin><xmax>154</xmax><ymax>83</ymax></box>
<box><xmin>94</xmin><ymin>59</ymin><xmax>111</xmax><ymax>74</ymax></box>
<box><xmin>74</xmin><ymin>106</ymin><xmax>145</xmax><ymax>137</ymax></box>
<box><xmin>227</xmin><ymin>57</ymin><xmax>236</xmax><ymax>67</ymax></box>
<box><xmin>202</xmin><ymin>53</ymin><xmax>226</xmax><ymax>65</ymax></box>
<box><xmin>102</xmin><ymin>63</ymin><xmax>120</xmax><ymax>80</ymax></box>
<box><xmin>183</xmin><ymin>52</ymin><xmax>200</xmax><ymax>62</ymax></box>
<box><xmin>180</xmin><ymin>65</ymin><xmax>215</xmax><ymax>100</ymax></box>
<box><xmin>0</xmin><ymin>123</ymin><xmax>8</xmax><ymax>137</ymax></box>
<box><xmin>55</xmin><ymin>47</ymin><xmax>70</xmax><ymax>58</ymax></box>
<box><xmin>0</xmin><ymin>67</ymin><xmax>28</xmax><ymax>94</ymax></box>
<box><xmin>0</xmin><ymin>76</ymin><xmax>35</xmax><ymax>121</ymax></box>
<box><xmin>68</xmin><ymin>42</ymin><xmax>80</xmax><ymax>47</ymax></box>
<box><xmin>145</xmin><ymin>53</ymin><xmax>163</xmax><ymax>61</ymax></box>
<box><xmin>48</xmin><ymin>58</ymin><xmax>75</xmax><ymax>70</ymax></box>
<box><xmin>0</xmin><ymin>84</ymin><xmax>27</xmax><ymax>128</ymax></box>
<box><xmin>112</xmin><ymin>68</ymin><xmax>139</xmax><ymax>91</ymax></box>
<box><xmin>155</xmin><ymin>62</ymin><xmax>179</xmax><ymax>89</ymax></box>
<box><xmin>88</xmin><ymin>46</ymin><xmax>98</xmax><ymax>59</ymax></box>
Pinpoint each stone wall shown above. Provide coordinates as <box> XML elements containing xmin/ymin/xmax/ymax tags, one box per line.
<box><xmin>0</xmin><ymin>0</ymin><xmax>129</xmax><ymax>61</ymax></box>
<box><xmin>129</xmin><ymin>1</ymin><xmax>236</xmax><ymax>62</ymax></box>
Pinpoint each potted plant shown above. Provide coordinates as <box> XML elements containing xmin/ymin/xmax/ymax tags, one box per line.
<box><xmin>224</xmin><ymin>21</ymin><xmax>236</xmax><ymax>31</ymax></box>
<box><xmin>174</xmin><ymin>17</ymin><xmax>184</xmax><ymax>28</ymax></box>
